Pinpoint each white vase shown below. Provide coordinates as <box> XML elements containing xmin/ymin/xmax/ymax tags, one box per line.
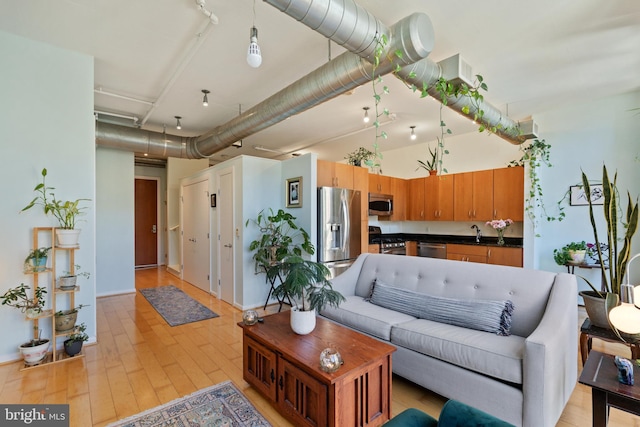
<box><xmin>56</xmin><ymin>229</ymin><xmax>81</xmax><ymax>248</ymax></box>
<box><xmin>290</xmin><ymin>307</ymin><xmax>316</xmax><ymax>335</ymax></box>
<box><xmin>19</xmin><ymin>339</ymin><xmax>50</xmax><ymax>366</ymax></box>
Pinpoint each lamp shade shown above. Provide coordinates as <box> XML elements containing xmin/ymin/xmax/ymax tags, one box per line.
<box><xmin>608</xmin><ymin>254</ymin><xmax>640</xmax><ymax>335</ymax></box>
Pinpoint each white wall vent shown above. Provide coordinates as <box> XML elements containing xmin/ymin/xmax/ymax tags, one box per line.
<box><xmin>438</xmin><ymin>54</ymin><xmax>474</xmax><ymax>87</ymax></box>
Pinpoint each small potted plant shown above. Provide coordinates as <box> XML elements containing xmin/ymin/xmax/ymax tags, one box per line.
<box><xmin>345</xmin><ymin>147</ymin><xmax>375</xmax><ymax>167</ymax></box>
<box><xmin>24</xmin><ymin>247</ymin><xmax>51</xmax><ymax>272</ymax></box>
<box><xmin>553</xmin><ymin>241</ymin><xmax>588</xmax><ymax>266</ymax></box>
<box><xmin>416</xmin><ymin>146</ymin><xmax>438</xmax><ymax>176</ymax></box>
<box><xmin>55</xmin><ymin>304</ymin><xmax>88</xmax><ymax>333</ymax></box>
<box><xmin>19</xmin><ymin>328</ymin><xmax>50</xmax><ymax>366</ymax></box>
<box><xmin>0</xmin><ymin>283</ymin><xmax>47</xmax><ymax>319</ymax></box>
<box><xmin>269</xmin><ymin>255</ymin><xmax>345</xmax><ymax>335</ymax></box>
<box><xmin>58</xmin><ymin>265</ymin><xmax>90</xmax><ymax>290</ymax></box>
<box><xmin>64</xmin><ymin>322</ymin><xmax>88</xmax><ymax>357</ymax></box>
<box><xmin>22</xmin><ymin>168</ymin><xmax>90</xmax><ymax>247</ymax></box>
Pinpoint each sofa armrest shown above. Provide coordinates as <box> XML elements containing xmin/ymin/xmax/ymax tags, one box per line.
<box><xmin>522</xmin><ymin>273</ymin><xmax>577</xmax><ymax>427</ymax></box>
<box><xmin>327</xmin><ymin>253</ymin><xmax>369</xmax><ymax>297</ymax></box>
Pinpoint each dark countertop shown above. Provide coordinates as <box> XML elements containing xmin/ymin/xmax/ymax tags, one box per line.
<box><xmin>376</xmin><ymin>233</ymin><xmax>523</xmax><ymax>248</ymax></box>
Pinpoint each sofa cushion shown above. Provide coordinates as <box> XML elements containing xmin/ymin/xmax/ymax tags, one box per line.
<box><xmin>391</xmin><ymin>319</ymin><xmax>525</xmax><ymax>384</ymax></box>
<box><xmin>370</xmin><ymin>280</ymin><xmax>514</xmax><ymax>336</ymax></box>
<box><xmin>320</xmin><ymin>295</ymin><xmax>416</xmax><ymax>341</ymax></box>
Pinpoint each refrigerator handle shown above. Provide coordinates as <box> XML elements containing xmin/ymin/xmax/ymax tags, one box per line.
<box><xmin>342</xmin><ymin>192</ymin><xmax>349</xmax><ymax>253</ymax></box>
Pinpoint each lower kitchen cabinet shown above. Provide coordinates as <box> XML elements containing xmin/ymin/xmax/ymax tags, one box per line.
<box><xmin>446</xmin><ymin>243</ymin><xmax>523</xmax><ymax>267</ymax></box>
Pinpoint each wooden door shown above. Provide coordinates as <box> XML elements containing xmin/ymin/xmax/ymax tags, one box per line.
<box><xmin>135</xmin><ymin>178</ymin><xmax>158</xmax><ymax>266</ymax></box>
<box><xmin>406</xmin><ymin>178</ymin><xmax>425</xmax><ymax>220</ymax></box>
<box><xmin>182</xmin><ymin>180</ymin><xmax>211</xmax><ymax>292</ymax></box>
<box><xmin>218</xmin><ymin>168</ymin><xmax>235</xmax><ymax>304</ymax></box>
<box><xmin>472</xmin><ymin>169</ymin><xmax>494</xmax><ymax>221</ymax></box>
<box><xmin>277</xmin><ymin>357</ymin><xmax>327</xmax><ymax>427</ymax></box>
<box><xmin>493</xmin><ymin>166</ymin><xmax>524</xmax><ymax>221</ymax></box>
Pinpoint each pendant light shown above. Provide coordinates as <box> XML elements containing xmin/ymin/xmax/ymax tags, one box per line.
<box><xmin>410</xmin><ymin>126</ymin><xmax>417</xmax><ymax>140</ymax></box>
<box><xmin>201</xmin><ymin>89</ymin><xmax>210</xmax><ymax>107</ymax></box>
<box><xmin>175</xmin><ymin>116</ymin><xmax>182</xmax><ymax>130</ymax></box>
<box><xmin>363</xmin><ymin>107</ymin><xmax>370</xmax><ymax>123</ymax></box>
<box><xmin>247</xmin><ymin>0</ymin><xmax>262</xmax><ymax>68</ymax></box>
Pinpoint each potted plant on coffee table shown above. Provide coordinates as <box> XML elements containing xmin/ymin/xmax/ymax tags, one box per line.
<box><xmin>22</xmin><ymin>168</ymin><xmax>90</xmax><ymax>248</ymax></box>
<box><xmin>64</xmin><ymin>322</ymin><xmax>88</xmax><ymax>357</ymax></box>
<box><xmin>269</xmin><ymin>255</ymin><xmax>345</xmax><ymax>335</ymax></box>
<box><xmin>578</xmin><ymin>166</ymin><xmax>638</xmax><ymax>331</ymax></box>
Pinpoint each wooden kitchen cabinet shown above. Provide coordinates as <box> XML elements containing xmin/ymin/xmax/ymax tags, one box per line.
<box><xmin>487</xmin><ymin>246</ymin><xmax>523</xmax><ymax>267</ymax></box>
<box><xmin>278</xmin><ymin>357</ymin><xmax>328</xmax><ymax>427</ymax></box>
<box><xmin>389</xmin><ymin>177</ymin><xmax>406</xmax><ymax>221</ymax></box>
<box><xmin>453</xmin><ymin>170</ymin><xmax>494</xmax><ymax>221</ymax></box>
<box><xmin>318</xmin><ymin>160</ymin><xmax>354</xmax><ymax>188</ymax></box>
<box><xmin>424</xmin><ymin>174</ymin><xmax>454</xmax><ymax>221</ymax></box>
<box><xmin>369</xmin><ymin>173</ymin><xmax>392</xmax><ymax>194</ymax></box>
<box><xmin>446</xmin><ymin>243</ymin><xmax>488</xmax><ymax>263</ymax></box>
<box><xmin>493</xmin><ymin>166</ymin><xmax>524</xmax><ymax>221</ymax></box>
<box><xmin>407</xmin><ymin>177</ymin><xmax>426</xmax><ymax>220</ymax></box>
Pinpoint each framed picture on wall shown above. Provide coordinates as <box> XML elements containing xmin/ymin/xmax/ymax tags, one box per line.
<box><xmin>286</xmin><ymin>177</ymin><xmax>302</xmax><ymax>208</ymax></box>
<box><xmin>570</xmin><ymin>184</ymin><xmax>604</xmax><ymax>206</ymax></box>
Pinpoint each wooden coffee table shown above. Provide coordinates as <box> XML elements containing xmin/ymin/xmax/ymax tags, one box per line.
<box><xmin>579</xmin><ymin>350</ymin><xmax>640</xmax><ymax>426</ymax></box>
<box><xmin>238</xmin><ymin>311</ymin><xmax>396</xmax><ymax>427</ymax></box>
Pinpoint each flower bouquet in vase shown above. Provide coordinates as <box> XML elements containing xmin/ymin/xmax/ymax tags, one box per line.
<box><xmin>485</xmin><ymin>219</ymin><xmax>513</xmax><ymax>246</ymax></box>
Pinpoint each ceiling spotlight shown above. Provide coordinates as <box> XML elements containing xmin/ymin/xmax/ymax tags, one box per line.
<box><xmin>410</xmin><ymin>125</ymin><xmax>417</xmax><ymax>140</ymax></box>
<box><xmin>247</xmin><ymin>26</ymin><xmax>262</xmax><ymax>68</ymax></box>
<box><xmin>232</xmin><ymin>140</ymin><xmax>243</xmax><ymax>148</ymax></box>
<box><xmin>175</xmin><ymin>116</ymin><xmax>182</xmax><ymax>130</ymax></box>
<box><xmin>363</xmin><ymin>107</ymin><xmax>370</xmax><ymax>123</ymax></box>
<box><xmin>201</xmin><ymin>89</ymin><xmax>210</xmax><ymax>107</ymax></box>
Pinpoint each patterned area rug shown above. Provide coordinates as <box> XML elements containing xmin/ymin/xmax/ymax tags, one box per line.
<box><xmin>139</xmin><ymin>285</ymin><xmax>219</xmax><ymax>326</ymax></box>
<box><xmin>107</xmin><ymin>381</ymin><xmax>272</xmax><ymax>427</ymax></box>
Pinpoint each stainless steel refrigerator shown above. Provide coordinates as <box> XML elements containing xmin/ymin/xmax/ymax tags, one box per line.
<box><xmin>317</xmin><ymin>187</ymin><xmax>361</xmax><ymax>278</ymax></box>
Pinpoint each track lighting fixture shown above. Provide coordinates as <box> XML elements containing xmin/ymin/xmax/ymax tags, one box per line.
<box><xmin>201</xmin><ymin>89</ymin><xmax>210</xmax><ymax>107</ymax></box>
<box><xmin>175</xmin><ymin>116</ymin><xmax>182</xmax><ymax>130</ymax></box>
<box><xmin>410</xmin><ymin>125</ymin><xmax>416</xmax><ymax>140</ymax></box>
<box><xmin>363</xmin><ymin>107</ymin><xmax>370</xmax><ymax>123</ymax></box>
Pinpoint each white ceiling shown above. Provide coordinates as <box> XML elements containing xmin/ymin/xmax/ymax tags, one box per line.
<box><xmin>1</xmin><ymin>0</ymin><xmax>638</xmax><ymax>164</ymax></box>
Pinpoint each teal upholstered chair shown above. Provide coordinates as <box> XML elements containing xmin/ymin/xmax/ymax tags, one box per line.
<box><xmin>385</xmin><ymin>400</ymin><xmax>515</xmax><ymax>427</ymax></box>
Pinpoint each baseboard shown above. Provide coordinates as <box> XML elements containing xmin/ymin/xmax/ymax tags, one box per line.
<box><xmin>96</xmin><ymin>288</ymin><xmax>136</xmax><ymax>298</ymax></box>
<box><xmin>167</xmin><ymin>265</ymin><xmax>181</xmax><ymax>278</ymax></box>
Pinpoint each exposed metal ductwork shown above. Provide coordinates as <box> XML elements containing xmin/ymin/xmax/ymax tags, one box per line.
<box><xmin>96</xmin><ymin>0</ymin><xmax>532</xmax><ymax>159</ymax></box>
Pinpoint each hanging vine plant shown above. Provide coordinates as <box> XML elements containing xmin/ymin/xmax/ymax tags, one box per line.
<box><xmin>508</xmin><ymin>139</ymin><xmax>563</xmax><ymax>230</ymax></box>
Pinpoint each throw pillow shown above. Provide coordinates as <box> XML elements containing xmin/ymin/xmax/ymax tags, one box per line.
<box><xmin>369</xmin><ymin>280</ymin><xmax>514</xmax><ymax>336</ymax></box>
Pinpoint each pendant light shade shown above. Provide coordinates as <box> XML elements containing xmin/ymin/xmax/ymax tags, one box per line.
<box><xmin>410</xmin><ymin>126</ymin><xmax>416</xmax><ymax>140</ymax></box>
<box><xmin>363</xmin><ymin>107</ymin><xmax>370</xmax><ymax>123</ymax></box>
<box><xmin>608</xmin><ymin>253</ymin><xmax>640</xmax><ymax>335</ymax></box>
<box><xmin>175</xmin><ymin>116</ymin><xmax>182</xmax><ymax>130</ymax></box>
<box><xmin>201</xmin><ymin>89</ymin><xmax>210</xmax><ymax>107</ymax></box>
<box><xmin>247</xmin><ymin>26</ymin><xmax>262</xmax><ymax>68</ymax></box>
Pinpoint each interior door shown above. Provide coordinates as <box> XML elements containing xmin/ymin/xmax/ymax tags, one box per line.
<box><xmin>182</xmin><ymin>179</ymin><xmax>211</xmax><ymax>292</ymax></box>
<box><xmin>218</xmin><ymin>169</ymin><xmax>234</xmax><ymax>304</ymax></box>
<box><xmin>135</xmin><ymin>178</ymin><xmax>158</xmax><ymax>267</ymax></box>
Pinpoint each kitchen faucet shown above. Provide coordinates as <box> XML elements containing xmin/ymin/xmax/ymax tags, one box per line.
<box><xmin>471</xmin><ymin>224</ymin><xmax>482</xmax><ymax>243</ymax></box>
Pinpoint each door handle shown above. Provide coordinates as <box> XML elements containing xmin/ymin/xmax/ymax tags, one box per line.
<box><xmin>152</xmin><ymin>225</ymin><xmax>157</xmax><ymax>233</ymax></box>
<box><xmin>224</xmin><ymin>243</ymin><xmax>232</xmax><ymax>248</ymax></box>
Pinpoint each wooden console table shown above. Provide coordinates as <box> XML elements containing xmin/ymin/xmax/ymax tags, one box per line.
<box><xmin>579</xmin><ymin>350</ymin><xmax>640</xmax><ymax>426</ymax></box>
<box><xmin>238</xmin><ymin>311</ymin><xmax>396</xmax><ymax>427</ymax></box>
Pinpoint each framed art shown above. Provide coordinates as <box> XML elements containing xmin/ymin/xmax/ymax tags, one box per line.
<box><xmin>286</xmin><ymin>177</ymin><xmax>302</xmax><ymax>208</ymax></box>
<box><xmin>570</xmin><ymin>184</ymin><xmax>604</xmax><ymax>206</ymax></box>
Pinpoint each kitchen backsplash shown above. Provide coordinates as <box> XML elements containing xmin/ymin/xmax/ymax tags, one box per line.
<box><xmin>368</xmin><ymin>217</ymin><xmax>524</xmax><ymax>238</ymax></box>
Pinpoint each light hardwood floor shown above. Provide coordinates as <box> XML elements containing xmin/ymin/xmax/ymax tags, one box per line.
<box><xmin>0</xmin><ymin>267</ymin><xmax>638</xmax><ymax>426</ymax></box>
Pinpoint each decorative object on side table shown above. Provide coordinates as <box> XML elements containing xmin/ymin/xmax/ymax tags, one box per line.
<box><xmin>485</xmin><ymin>218</ymin><xmax>513</xmax><ymax>246</ymax></box>
<box><xmin>614</xmin><ymin>355</ymin><xmax>634</xmax><ymax>385</ymax></box>
<box><xmin>553</xmin><ymin>241</ymin><xmax>588</xmax><ymax>266</ymax></box>
<box><xmin>242</xmin><ymin>310</ymin><xmax>259</xmax><ymax>326</ymax></box>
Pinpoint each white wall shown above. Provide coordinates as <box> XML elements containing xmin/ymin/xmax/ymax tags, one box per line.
<box><xmin>0</xmin><ymin>31</ymin><xmax>96</xmax><ymax>362</ymax></box>
<box><xmin>96</xmin><ymin>147</ymin><xmax>135</xmax><ymax>296</ymax></box>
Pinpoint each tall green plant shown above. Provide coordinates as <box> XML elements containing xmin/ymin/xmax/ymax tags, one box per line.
<box><xmin>581</xmin><ymin>165</ymin><xmax>638</xmax><ymax>297</ymax></box>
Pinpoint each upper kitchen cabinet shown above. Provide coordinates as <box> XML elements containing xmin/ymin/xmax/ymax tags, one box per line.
<box><xmin>317</xmin><ymin>160</ymin><xmax>354</xmax><ymax>189</ymax></box>
<box><xmin>369</xmin><ymin>174</ymin><xmax>392</xmax><ymax>194</ymax></box>
<box><xmin>453</xmin><ymin>170</ymin><xmax>494</xmax><ymax>221</ymax></box>
<box><xmin>493</xmin><ymin>166</ymin><xmax>524</xmax><ymax>221</ymax></box>
<box><xmin>353</xmin><ymin>166</ymin><xmax>369</xmax><ymax>221</ymax></box>
<box><xmin>390</xmin><ymin>177</ymin><xmax>406</xmax><ymax>221</ymax></box>
<box><xmin>407</xmin><ymin>178</ymin><xmax>426</xmax><ymax>220</ymax></box>
<box><xmin>424</xmin><ymin>175</ymin><xmax>454</xmax><ymax>221</ymax></box>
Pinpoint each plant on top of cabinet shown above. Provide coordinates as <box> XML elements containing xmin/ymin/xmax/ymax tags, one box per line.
<box><xmin>24</xmin><ymin>246</ymin><xmax>51</xmax><ymax>272</ymax></box>
<box><xmin>345</xmin><ymin>147</ymin><xmax>375</xmax><ymax>167</ymax></box>
<box><xmin>416</xmin><ymin>146</ymin><xmax>438</xmax><ymax>175</ymax></box>
<box><xmin>0</xmin><ymin>283</ymin><xmax>47</xmax><ymax>318</ymax></box>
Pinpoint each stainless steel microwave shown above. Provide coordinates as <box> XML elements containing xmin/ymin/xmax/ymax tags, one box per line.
<box><xmin>369</xmin><ymin>193</ymin><xmax>393</xmax><ymax>216</ymax></box>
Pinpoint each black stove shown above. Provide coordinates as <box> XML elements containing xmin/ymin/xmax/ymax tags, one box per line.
<box><xmin>369</xmin><ymin>226</ymin><xmax>406</xmax><ymax>252</ymax></box>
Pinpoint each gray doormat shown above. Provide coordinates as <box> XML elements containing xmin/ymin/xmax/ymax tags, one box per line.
<box><xmin>139</xmin><ymin>285</ymin><xmax>219</xmax><ymax>326</ymax></box>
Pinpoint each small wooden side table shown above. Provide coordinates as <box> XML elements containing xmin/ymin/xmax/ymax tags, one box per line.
<box><xmin>579</xmin><ymin>350</ymin><xmax>640</xmax><ymax>426</ymax></box>
<box><xmin>580</xmin><ymin>318</ymin><xmax>640</xmax><ymax>366</ymax></box>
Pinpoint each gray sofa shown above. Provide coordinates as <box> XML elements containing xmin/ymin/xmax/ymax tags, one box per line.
<box><xmin>320</xmin><ymin>253</ymin><xmax>577</xmax><ymax>427</ymax></box>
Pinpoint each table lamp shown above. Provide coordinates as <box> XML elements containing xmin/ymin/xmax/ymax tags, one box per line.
<box><xmin>608</xmin><ymin>253</ymin><xmax>640</xmax><ymax>335</ymax></box>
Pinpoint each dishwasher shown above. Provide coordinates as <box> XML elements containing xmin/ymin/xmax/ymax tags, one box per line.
<box><xmin>417</xmin><ymin>242</ymin><xmax>447</xmax><ymax>259</ymax></box>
